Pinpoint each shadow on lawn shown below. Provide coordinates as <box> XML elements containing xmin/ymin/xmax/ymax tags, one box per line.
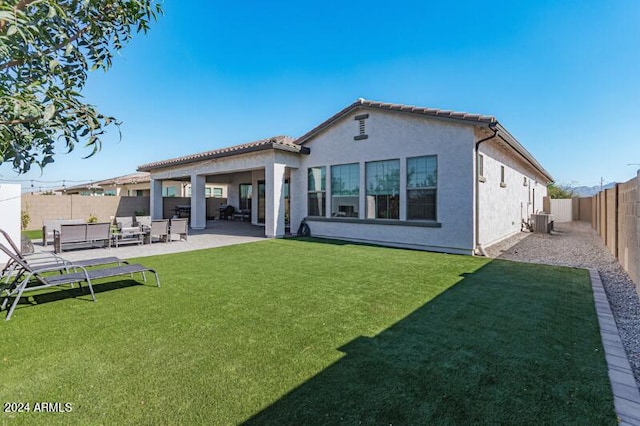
<box><xmin>4</xmin><ymin>279</ymin><xmax>143</xmax><ymax>310</ymax></box>
<box><xmin>244</xmin><ymin>260</ymin><xmax>614</xmax><ymax>425</ymax></box>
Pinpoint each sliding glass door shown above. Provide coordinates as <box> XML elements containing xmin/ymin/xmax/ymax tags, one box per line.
<box><xmin>256</xmin><ymin>180</ymin><xmax>290</xmax><ymax>226</ymax></box>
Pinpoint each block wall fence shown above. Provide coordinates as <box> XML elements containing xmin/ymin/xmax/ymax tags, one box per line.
<box><xmin>21</xmin><ymin>195</ymin><xmax>228</xmax><ymax>231</ymax></box>
<box><xmin>591</xmin><ymin>171</ymin><xmax>640</xmax><ymax>295</ymax></box>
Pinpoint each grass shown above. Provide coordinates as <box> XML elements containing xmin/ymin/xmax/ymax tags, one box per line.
<box><xmin>21</xmin><ymin>229</ymin><xmax>42</xmax><ymax>240</ymax></box>
<box><xmin>0</xmin><ymin>238</ymin><xmax>615</xmax><ymax>424</ymax></box>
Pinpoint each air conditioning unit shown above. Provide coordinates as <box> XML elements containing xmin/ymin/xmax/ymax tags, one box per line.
<box><xmin>531</xmin><ymin>213</ymin><xmax>554</xmax><ymax>233</ymax></box>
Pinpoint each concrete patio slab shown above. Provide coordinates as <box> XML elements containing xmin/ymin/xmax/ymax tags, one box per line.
<box><xmin>34</xmin><ymin>220</ymin><xmax>266</xmax><ymax>262</ymax></box>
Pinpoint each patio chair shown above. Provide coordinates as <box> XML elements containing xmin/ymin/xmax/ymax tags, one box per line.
<box><xmin>135</xmin><ymin>216</ymin><xmax>152</xmax><ymax>229</ymax></box>
<box><xmin>86</xmin><ymin>223</ymin><xmax>111</xmax><ymax>247</ymax></box>
<box><xmin>169</xmin><ymin>218</ymin><xmax>188</xmax><ymax>242</ymax></box>
<box><xmin>0</xmin><ymin>243</ymin><xmax>160</xmax><ymax>321</ymax></box>
<box><xmin>149</xmin><ymin>220</ymin><xmax>169</xmax><ymax>243</ymax></box>
<box><xmin>116</xmin><ymin>216</ymin><xmax>139</xmax><ymax>233</ymax></box>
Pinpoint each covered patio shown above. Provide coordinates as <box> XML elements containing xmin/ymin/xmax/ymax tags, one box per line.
<box><xmin>137</xmin><ymin>136</ymin><xmax>308</xmax><ymax>239</ymax></box>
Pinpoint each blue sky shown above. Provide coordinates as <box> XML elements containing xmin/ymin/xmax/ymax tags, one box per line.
<box><xmin>2</xmin><ymin>0</ymin><xmax>639</xmax><ymax>191</ymax></box>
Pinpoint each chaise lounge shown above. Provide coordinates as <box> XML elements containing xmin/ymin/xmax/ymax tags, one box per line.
<box><xmin>0</xmin><ymin>243</ymin><xmax>160</xmax><ymax>321</ymax></box>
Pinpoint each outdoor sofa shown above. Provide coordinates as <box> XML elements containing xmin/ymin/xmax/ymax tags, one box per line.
<box><xmin>53</xmin><ymin>222</ymin><xmax>112</xmax><ymax>253</ymax></box>
<box><xmin>42</xmin><ymin>219</ymin><xmax>85</xmax><ymax>246</ymax></box>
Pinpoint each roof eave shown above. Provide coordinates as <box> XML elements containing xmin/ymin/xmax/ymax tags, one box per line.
<box><xmin>138</xmin><ymin>142</ymin><xmax>307</xmax><ymax>172</ymax></box>
<box><xmin>495</xmin><ymin>123</ymin><xmax>554</xmax><ymax>183</ymax></box>
<box><xmin>294</xmin><ymin>100</ymin><xmax>497</xmax><ymax>146</ymax></box>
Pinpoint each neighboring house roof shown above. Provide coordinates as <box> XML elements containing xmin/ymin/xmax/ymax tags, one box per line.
<box><xmin>138</xmin><ymin>135</ymin><xmax>306</xmax><ymax>171</ymax></box>
<box><xmin>294</xmin><ymin>98</ymin><xmax>553</xmax><ymax>183</ymax></box>
<box><xmin>65</xmin><ymin>172</ymin><xmax>151</xmax><ymax>192</ymax></box>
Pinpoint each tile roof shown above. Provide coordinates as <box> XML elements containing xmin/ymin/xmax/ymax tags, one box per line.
<box><xmin>294</xmin><ymin>98</ymin><xmax>498</xmax><ymax>145</ymax></box>
<box><xmin>138</xmin><ymin>135</ymin><xmax>302</xmax><ymax>171</ymax></box>
<box><xmin>294</xmin><ymin>98</ymin><xmax>553</xmax><ymax>182</ymax></box>
<box><xmin>66</xmin><ymin>172</ymin><xmax>150</xmax><ymax>191</ymax></box>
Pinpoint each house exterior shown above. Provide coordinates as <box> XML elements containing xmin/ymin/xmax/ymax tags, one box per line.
<box><xmin>64</xmin><ymin>172</ymin><xmax>227</xmax><ymax>198</ymax></box>
<box><xmin>138</xmin><ymin>99</ymin><xmax>553</xmax><ymax>255</ymax></box>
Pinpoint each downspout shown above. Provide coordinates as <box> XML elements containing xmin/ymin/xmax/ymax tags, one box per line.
<box><xmin>474</xmin><ymin>123</ymin><xmax>498</xmax><ymax>256</ymax></box>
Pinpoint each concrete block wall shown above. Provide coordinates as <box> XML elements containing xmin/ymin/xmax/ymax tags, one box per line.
<box><xmin>616</xmin><ymin>176</ymin><xmax>639</xmax><ymax>293</ymax></box>
<box><xmin>22</xmin><ymin>194</ymin><xmax>150</xmax><ymax>230</ymax></box>
<box><xmin>606</xmin><ymin>187</ymin><xmax>618</xmax><ymax>256</ymax></box>
<box><xmin>571</xmin><ymin>197</ymin><xmax>579</xmax><ymax>221</ymax></box>
<box><xmin>599</xmin><ymin>191</ymin><xmax>607</xmax><ymax>242</ymax></box>
<box><xmin>579</xmin><ymin>197</ymin><xmax>592</xmax><ymax>222</ymax></box>
<box><xmin>22</xmin><ymin>194</ymin><xmax>232</xmax><ymax>229</ymax></box>
<box><xmin>591</xmin><ymin>173</ymin><xmax>640</xmax><ymax>296</ymax></box>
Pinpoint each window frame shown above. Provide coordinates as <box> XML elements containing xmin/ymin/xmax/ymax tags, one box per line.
<box><xmin>239</xmin><ymin>183</ymin><xmax>252</xmax><ymax>211</ymax></box>
<box><xmin>330</xmin><ymin>163</ymin><xmax>360</xmax><ymax>218</ymax></box>
<box><xmin>365</xmin><ymin>159</ymin><xmax>400</xmax><ymax>220</ymax></box>
<box><xmin>163</xmin><ymin>186</ymin><xmax>177</xmax><ymax>197</ymax></box>
<box><xmin>307</xmin><ymin>166</ymin><xmax>326</xmax><ymax>217</ymax></box>
<box><xmin>406</xmin><ymin>155</ymin><xmax>438</xmax><ymax>221</ymax></box>
<box><xmin>478</xmin><ymin>154</ymin><xmax>486</xmax><ymax>183</ymax></box>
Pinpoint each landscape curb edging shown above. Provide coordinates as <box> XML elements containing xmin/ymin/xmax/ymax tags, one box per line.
<box><xmin>589</xmin><ymin>268</ymin><xmax>640</xmax><ymax>425</ymax></box>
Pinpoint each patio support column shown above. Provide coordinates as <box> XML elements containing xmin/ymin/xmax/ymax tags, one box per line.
<box><xmin>150</xmin><ymin>179</ymin><xmax>163</xmax><ymax>219</ymax></box>
<box><xmin>191</xmin><ymin>174</ymin><xmax>206</xmax><ymax>229</ymax></box>
<box><xmin>265</xmin><ymin>162</ymin><xmax>286</xmax><ymax>238</ymax></box>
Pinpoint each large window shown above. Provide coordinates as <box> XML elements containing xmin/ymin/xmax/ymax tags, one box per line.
<box><xmin>163</xmin><ymin>186</ymin><xmax>176</xmax><ymax>197</ymax></box>
<box><xmin>366</xmin><ymin>159</ymin><xmax>400</xmax><ymax>219</ymax></box>
<box><xmin>239</xmin><ymin>184</ymin><xmax>252</xmax><ymax>210</ymax></box>
<box><xmin>331</xmin><ymin>163</ymin><xmax>359</xmax><ymax>217</ymax></box>
<box><xmin>407</xmin><ymin>155</ymin><xmax>437</xmax><ymax>220</ymax></box>
<box><xmin>213</xmin><ymin>187</ymin><xmax>223</xmax><ymax>198</ymax></box>
<box><xmin>307</xmin><ymin>167</ymin><xmax>326</xmax><ymax>216</ymax></box>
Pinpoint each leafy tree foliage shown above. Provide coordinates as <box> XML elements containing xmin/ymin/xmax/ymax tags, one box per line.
<box><xmin>547</xmin><ymin>183</ymin><xmax>575</xmax><ymax>199</ymax></box>
<box><xmin>0</xmin><ymin>0</ymin><xmax>162</xmax><ymax>173</ymax></box>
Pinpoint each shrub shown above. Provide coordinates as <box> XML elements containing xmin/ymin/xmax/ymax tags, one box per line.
<box><xmin>20</xmin><ymin>209</ymin><xmax>30</xmax><ymax>230</ymax></box>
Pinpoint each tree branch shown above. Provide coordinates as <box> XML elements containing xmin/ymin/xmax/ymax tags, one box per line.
<box><xmin>0</xmin><ymin>0</ymin><xmax>36</xmax><ymax>31</ymax></box>
<box><xmin>0</xmin><ymin>25</ymin><xmax>89</xmax><ymax>71</ymax></box>
<box><xmin>0</xmin><ymin>116</ymin><xmax>39</xmax><ymax>125</ymax></box>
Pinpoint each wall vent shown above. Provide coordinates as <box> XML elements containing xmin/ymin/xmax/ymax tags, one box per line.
<box><xmin>354</xmin><ymin>114</ymin><xmax>369</xmax><ymax>140</ymax></box>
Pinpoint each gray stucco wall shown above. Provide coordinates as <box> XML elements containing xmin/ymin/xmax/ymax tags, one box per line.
<box><xmin>477</xmin><ymin>138</ymin><xmax>548</xmax><ymax>247</ymax></box>
<box><xmin>290</xmin><ymin>109</ymin><xmax>477</xmax><ymax>254</ymax></box>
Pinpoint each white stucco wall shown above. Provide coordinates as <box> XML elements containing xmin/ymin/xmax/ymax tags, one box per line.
<box><xmin>477</xmin><ymin>139</ymin><xmax>548</xmax><ymax>247</ymax></box>
<box><xmin>0</xmin><ymin>184</ymin><xmax>21</xmax><ymax>264</ymax></box>
<box><xmin>290</xmin><ymin>109</ymin><xmax>477</xmax><ymax>254</ymax></box>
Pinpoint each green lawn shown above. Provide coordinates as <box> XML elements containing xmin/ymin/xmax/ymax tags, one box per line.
<box><xmin>21</xmin><ymin>229</ymin><xmax>43</xmax><ymax>240</ymax></box>
<box><xmin>0</xmin><ymin>238</ymin><xmax>615</xmax><ymax>425</ymax></box>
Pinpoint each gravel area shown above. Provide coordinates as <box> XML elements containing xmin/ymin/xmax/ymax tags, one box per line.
<box><xmin>485</xmin><ymin>221</ymin><xmax>640</xmax><ymax>389</ymax></box>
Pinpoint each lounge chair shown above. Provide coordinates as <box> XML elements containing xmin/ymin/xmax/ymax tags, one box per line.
<box><xmin>0</xmin><ymin>243</ymin><xmax>160</xmax><ymax>321</ymax></box>
<box><xmin>169</xmin><ymin>218</ymin><xmax>188</xmax><ymax>242</ymax></box>
<box><xmin>149</xmin><ymin>220</ymin><xmax>169</xmax><ymax>243</ymax></box>
<box><xmin>1</xmin><ymin>229</ymin><xmax>67</xmax><ymax>277</ymax></box>
<box><xmin>0</xmin><ymin>229</ymin><xmax>127</xmax><ymax>282</ymax></box>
